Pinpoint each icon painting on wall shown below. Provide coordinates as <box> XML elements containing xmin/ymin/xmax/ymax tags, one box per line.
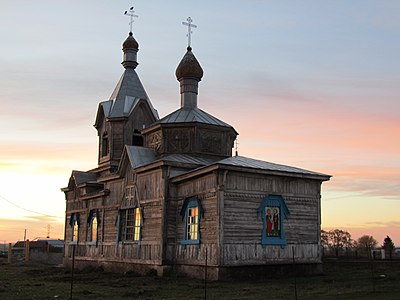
<box><xmin>266</xmin><ymin>207</ymin><xmax>280</xmax><ymax>237</ymax></box>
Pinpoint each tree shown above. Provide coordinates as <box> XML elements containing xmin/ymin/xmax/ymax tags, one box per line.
<box><xmin>320</xmin><ymin>229</ymin><xmax>354</xmax><ymax>257</ymax></box>
<box><xmin>329</xmin><ymin>229</ymin><xmax>352</xmax><ymax>256</ymax></box>
<box><xmin>321</xmin><ymin>230</ymin><xmax>329</xmax><ymax>248</ymax></box>
<box><xmin>382</xmin><ymin>235</ymin><xmax>395</xmax><ymax>259</ymax></box>
<box><xmin>356</xmin><ymin>235</ymin><xmax>378</xmax><ymax>257</ymax></box>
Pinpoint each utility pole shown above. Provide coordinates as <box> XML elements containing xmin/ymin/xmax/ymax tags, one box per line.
<box><xmin>23</xmin><ymin>229</ymin><xmax>27</xmax><ymax>241</ymax></box>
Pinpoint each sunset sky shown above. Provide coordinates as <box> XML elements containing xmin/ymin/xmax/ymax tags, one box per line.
<box><xmin>0</xmin><ymin>1</ymin><xmax>399</xmax><ymax>246</ymax></box>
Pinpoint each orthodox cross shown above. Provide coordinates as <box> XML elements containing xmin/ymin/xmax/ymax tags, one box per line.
<box><xmin>182</xmin><ymin>17</ymin><xmax>197</xmax><ymax>48</ymax></box>
<box><xmin>124</xmin><ymin>6</ymin><xmax>139</xmax><ymax>33</ymax></box>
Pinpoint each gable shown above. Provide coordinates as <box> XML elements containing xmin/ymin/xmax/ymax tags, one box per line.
<box><xmin>94</xmin><ymin>100</ymin><xmax>113</xmax><ymax>129</ymax></box>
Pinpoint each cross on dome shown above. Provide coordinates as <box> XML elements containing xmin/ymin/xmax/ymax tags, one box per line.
<box><xmin>182</xmin><ymin>17</ymin><xmax>197</xmax><ymax>48</ymax></box>
<box><xmin>124</xmin><ymin>6</ymin><xmax>139</xmax><ymax>33</ymax></box>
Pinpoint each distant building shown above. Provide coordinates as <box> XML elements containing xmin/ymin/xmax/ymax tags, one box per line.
<box><xmin>13</xmin><ymin>239</ymin><xmax>63</xmax><ymax>254</ymax></box>
<box><xmin>61</xmin><ymin>27</ymin><xmax>330</xmax><ymax>279</ymax></box>
<box><xmin>13</xmin><ymin>240</ymin><xmax>47</xmax><ymax>253</ymax></box>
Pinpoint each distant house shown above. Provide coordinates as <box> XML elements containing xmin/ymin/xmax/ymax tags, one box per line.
<box><xmin>13</xmin><ymin>239</ymin><xmax>64</xmax><ymax>254</ymax></box>
<box><xmin>13</xmin><ymin>240</ymin><xmax>48</xmax><ymax>254</ymax></box>
<box><xmin>61</xmin><ymin>29</ymin><xmax>331</xmax><ymax>280</ymax></box>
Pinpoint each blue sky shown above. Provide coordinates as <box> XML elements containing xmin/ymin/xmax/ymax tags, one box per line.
<box><xmin>0</xmin><ymin>1</ymin><xmax>399</xmax><ymax>244</ymax></box>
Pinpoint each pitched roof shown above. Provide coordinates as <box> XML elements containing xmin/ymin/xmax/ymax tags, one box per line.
<box><xmin>71</xmin><ymin>170</ymin><xmax>97</xmax><ymax>186</ymax></box>
<box><xmin>125</xmin><ymin>146</ymin><xmax>215</xmax><ymax>170</ymax></box>
<box><xmin>157</xmin><ymin>107</ymin><xmax>233</xmax><ymax>128</ymax></box>
<box><xmin>170</xmin><ymin>155</ymin><xmax>331</xmax><ymax>182</ymax></box>
<box><xmin>126</xmin><ymin>146</ymin><xmax>157</xmax><ymax>168</ymax></box>
<box><xmin>216</xmin><ymin>156</ymin><xmax>330</xmax><ymax>179</ymax></box>
<box><xmin>61</xmin><ymin>170</ymin><xmax>98</xmax><ymax>192</ymax></box>
<box><xmin>108</xmin><ymin>68</ymin><xmax>158</xmax><ymax>119</ymax></box>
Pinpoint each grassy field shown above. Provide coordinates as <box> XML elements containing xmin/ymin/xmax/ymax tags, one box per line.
<box><xmin>0</xmin><ymin>259</ymin><xmax>399</xmax><ymax>299</ymax></box>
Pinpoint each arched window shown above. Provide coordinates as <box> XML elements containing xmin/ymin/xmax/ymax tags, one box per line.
<box><xmin>258</xmin><ymin>195</ymin><xmax>289</xmax><ymax>246</ymax></box>
<box><xmin>88</xmin><ymin>210</ymin><xmax>99</xmax><ymax>243</ymax></box>
<box><xmin>101</xmin><ymin>132</ymin><xmax>109</xmax><ymax>156</ymax></box>
<box><xmin>180</xmin><ymin>196</ymin><xmax>204</xmax><ymax>245</ymax></box>
<box><xmin>69</xmin><ymin>213</ymin><xmax>80</xmax><ymax>243</ymax></box>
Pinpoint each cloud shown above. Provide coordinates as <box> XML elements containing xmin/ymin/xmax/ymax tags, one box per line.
<box><xmin>363</xmin><ymin>220</ymin><xmax>400</xmax><ymax>228</ymax></box>
<box><xmin>22</xmin><ymin>215</ymin><xmax>64</xmax><ymax>223</ymax></box>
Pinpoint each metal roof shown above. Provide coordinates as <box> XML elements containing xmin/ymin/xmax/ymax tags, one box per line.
<box><xmin>216</xmin><ymin>156</ymin><xmax>330</xmax><ymax>178</ymax></box>
<box><xmin>71</xmin><ymin>170</ymin><xmax>97</xmax><ymax>185</ymax></box>
<box><xmin>126</xmin><ymin>146</ymin><xmax>157</xmax><ymax>168</ymax></box>
<box><xmin>108</xmin><ymin>68</ymin><xmax>158</xmax><ymax>119</ymax></box>
<box><xmin>126</xmin><ymin>146</ymin><xmax>217</xmax><ymax>170</ymax></box>
<box><xmin>157</xmin><ymin>107</ymin><xmax>232</xmax><ymax>128</ymax></box>
<box><xmin>160</xmin><ymin>154</ymin><xmax>216</xmax><ymax>166</ymax></box>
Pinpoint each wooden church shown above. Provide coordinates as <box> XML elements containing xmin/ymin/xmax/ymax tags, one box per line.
<box><xmin>61</xmin><ymin>22</ymin><xmax>331</xmax><ymax>280</ymax></box>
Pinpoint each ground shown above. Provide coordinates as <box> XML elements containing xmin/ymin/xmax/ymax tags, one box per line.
<box><xmin>0</xmin><ymin>258</ymin><xmax>399</xmax><ymax>299</ymax></box>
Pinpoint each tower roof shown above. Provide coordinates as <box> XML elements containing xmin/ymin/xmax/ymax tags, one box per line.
<box><xmin>107</xmin><ymin>68</ymin><xmax>158</xmax><ymax>119</ymax></box>
<box><xmin>157</xmin><ymin>106</ymin><xmax>233</xmax><ymax>129</ymax></box>
<box><xmin>175</xmin><ymin>47</ymin><xmax>204</xmax><ymax>81</ymax></box>
<box><xmin>94</xmin><ymin>32</ymin><xmax>159</xmax><ymax>125</ymax></box>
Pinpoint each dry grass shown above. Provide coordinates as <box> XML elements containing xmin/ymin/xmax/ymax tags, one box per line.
<box><xmin>0</xmin><ymin>258</ymin><xmax>399</xmax><ymax>299</ymax></box>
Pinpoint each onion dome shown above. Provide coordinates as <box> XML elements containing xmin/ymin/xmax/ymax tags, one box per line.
<box><xmin>175</xmin><ymin>47</ymin><xmax>203</xmax><ymax>81</ymax></box>
<box><xmin>122</xmin><ymin>32</ymin><xmax>139</xmax><ymax>69</ymax></box>
<box><xmin>123</xmin><ymin>32</ymin><xmax>139</xmax><ymax>50</ymax></box>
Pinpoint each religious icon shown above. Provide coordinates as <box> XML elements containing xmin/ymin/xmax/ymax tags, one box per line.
<box><xmin>266</xmin><ymin>206</ymin><xmax>280</xmax><ymax>237</ymax></box>
<box><xmin>273</xmin><ymin>208</ymin><xmax>280</xmax><ymax>237</ymax></box>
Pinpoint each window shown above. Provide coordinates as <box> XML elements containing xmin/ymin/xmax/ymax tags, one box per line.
<box><xmin>101</xmin><ymin>132</ymin><xmax>109</xmax><ymax>156</ymax></box>
<box><xmin>187</xmin><ymin>206</ymin><xmax>199</xmax><ymax>240</ymax></box>
<box><xmin>69</xmin><ymin>213</ymin><xmax>80</xmax><ymax>243</ymax></box>
<box><xmin>134</xmin><ymin>208</ymin><xmax>141</xmax><ymax>241</ymax></box>
<box><xmin>118</xmin><ymin>207</ymin><xmax>142</xmax><ymax>242</ymax></box>
<box><xmin>88</xmin><ymin>210</ymin><xmax>99</xmax><ymax>243</ymax></box>
<box><xmin>258</xmin><ymin>195</ymin><xmax>289</xmax><ymax>246</ymax></box>
<box><xmin>180</xmin><ymin>197</ymin><xmax>204</xmax><ymax>245</ymax></box>
<box><xmin>132</xmin><ymin>129</ymin><xmax>144</xmax><ymax>146</ymax></box>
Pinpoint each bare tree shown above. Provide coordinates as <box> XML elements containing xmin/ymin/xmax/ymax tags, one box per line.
<box><xmin>356</xmin><ymin>235</ymin><xmax>378</xmax><ymax>257</ymax></box>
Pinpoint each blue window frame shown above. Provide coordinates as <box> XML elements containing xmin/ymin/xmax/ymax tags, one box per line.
<box><xmin>180</xmin><ymin>196</ymin><xmax>204</xmax><ymax>245</ymax></box>
<box><xmin>116</xmin><ymin>207</ymin><xmax>142</xmax><ymax>242</ymax></box>
<box><xmin>69</xmin><ymin>213</ymin><xmax>80</xmax><ymax>243</ymax></box>
<box><xmin>258</xmin><ymin>195</ymin><xmax>289</xmax><ymax>246</ymax></box>
<box><xmin>87</xmin><ymin>210</ymin><xmax>99</xmax><ymax>243</ymax></box>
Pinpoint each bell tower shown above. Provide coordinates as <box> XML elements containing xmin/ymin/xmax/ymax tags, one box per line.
<box><xmin>93</xmin><ymin>11</ymin><xmax>159</xmax><ymax>170</ymax></box>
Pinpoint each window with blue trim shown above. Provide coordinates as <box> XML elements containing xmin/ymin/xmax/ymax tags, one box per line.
<box><xmin>88</xmin><ymin>210</ymin><xmax>99</xmax><ymax>243</ymax></box>
<box><xmin>117</xmin><ymin>207</ymin><xmax>142</xmax><ymax>242</ymax></box>
<box><xmin>258</xmin><ymin>195</ymin><xmax>289</xmax><ymax>246</ymax></box>
<box><xmin>69</xmin><ymin>213</ymin><xmax>80</xmax><ymax>243</ymax></box>
<box><xmin>180</xmin><ymin>197</ymin><xmax>204</xmax><ymax>245</ymax></box>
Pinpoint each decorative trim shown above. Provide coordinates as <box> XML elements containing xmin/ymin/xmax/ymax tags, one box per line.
<box><xmin>258</xmin><ymin>195</ymin><xmax>290</xmax><ymax>247</ymax></box>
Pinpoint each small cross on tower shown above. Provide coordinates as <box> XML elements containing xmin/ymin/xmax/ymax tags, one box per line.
<box><xmin>182</xmin><ymin>17</ymin><xmax>197</xmax><ymax>48</ymax></box>
<box><xmin>124</xmin><ymin>6</ymin><xmax>139</xmax><ymax>33</ymax></box>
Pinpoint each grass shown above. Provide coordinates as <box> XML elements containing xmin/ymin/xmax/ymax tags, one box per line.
<box><xmin>0</xmin><ymin>258</ymin><xmax>399</xmax><ymax>299</ymax></box>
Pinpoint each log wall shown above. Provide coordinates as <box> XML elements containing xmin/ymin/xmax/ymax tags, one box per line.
<box><xmin>221</xmin><ymin>171</ymin><xmax>322</xmax><ymax>266</ymax></box>
<box><xmin>64</xmin><ymin>167</ymin><xmax>165</xmax><ymax>265</ymax></box>
<box><xmin>166</xmin><ymin>173</ymin><xmax>219</xmax><ymax>266</ymax></box>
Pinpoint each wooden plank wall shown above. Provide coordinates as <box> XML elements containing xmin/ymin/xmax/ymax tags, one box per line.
<box><xmin>222</xmin><ymin>171</ymin><xmax>322</xmax><ymax>266</ymax></box>
<box><xmin>167</xmin><ymin>173</ymin><xmax>219</xmax><ymax>266</ymax></box>
<box><xmin>64</xmin><ymin>167</ymin><xmax>165</xmax><ymax>265</ymax></box>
